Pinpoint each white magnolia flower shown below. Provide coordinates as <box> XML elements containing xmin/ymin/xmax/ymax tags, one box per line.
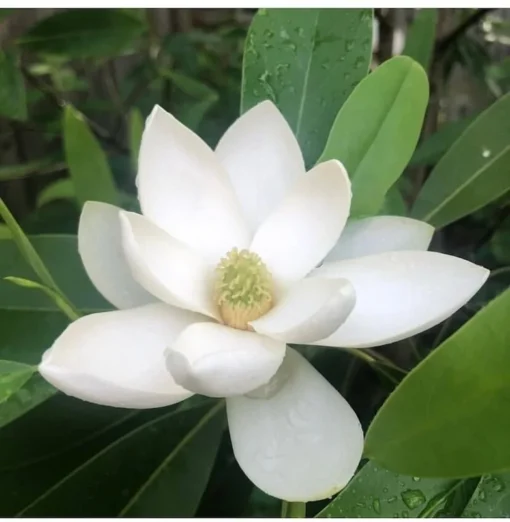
<box><xmin>38</xmin><ymin>101</ymin><xmax>489</xmax><ymax>502</ymax></box>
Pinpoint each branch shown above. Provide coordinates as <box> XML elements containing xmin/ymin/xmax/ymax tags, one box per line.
<box><xmin>435</xmin><ymin>8</ymin><xmax>494</xmax><ymax>57</ymax></box>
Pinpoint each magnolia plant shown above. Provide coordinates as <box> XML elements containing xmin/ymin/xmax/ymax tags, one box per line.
<box><xmin>38</xmin><ymin>101</ymin><xmax>488</xmax><ymax>502</ymax></box>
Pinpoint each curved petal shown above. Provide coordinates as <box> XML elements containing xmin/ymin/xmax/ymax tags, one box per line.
<box><xmin>38</xmin><ymin>304</ymin><xmax>207</xmax><ymax>408</ymax></box>
<box><xmin>78</xmin><ymin>201</ymin><xmax>155</xmax><ymax>309</ymax></box>
<box><xmin>166</xmin><ymin>323</ymin><xmax>286</xmax><ymax>398</ymax></box>
<box><xmin>312</xmin><ymin>251</ymin><xmax>489</xmax><ymax>348</ymax></box>
<box><xmin>323</xmin><ymin>216</ymin><xmax>434</xmax><ymax>263</ymax></box>
<box><xmin>215</xmin><ymin>101</ymin><xmax>306</xmax><ymax>233</ymax></box>
<box><xmin>250</xmin><ymin>277</ymin><xmax>356</xmax><ymax>344</ymax></box>
<box><xmin>137</xmin><ymin>105</ymin><xmax>250</xmax><ymax>263</ymax></box>
<box><xmin>227</xmin><ymin>349</ymin><xmax>363</xmax><ymax>502</ymax></box>
<box><xmin>119</xmin><ymin>211</ymin><xmax>219</xmax><ymax>319</ymax></box>
<box><xmin>251</xmin><ymin>160</ymin><xmax>351</xmax><ymax>285</ymax></box>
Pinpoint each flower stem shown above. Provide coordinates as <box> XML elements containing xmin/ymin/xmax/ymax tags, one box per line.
<box><xmin>281</xmin><ymin>501</ymin><xmax>306</xmax><ymax>518</ymax></box>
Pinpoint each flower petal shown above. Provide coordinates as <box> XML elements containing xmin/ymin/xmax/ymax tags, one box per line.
<box><xmin>38</xmin><ymin>303</ymin><xmax>206</xmax><ymax>408</ymax></box>
<box><xmin>323</xmin><ymin>216</ymin><xmax>434</xmax><ymax>263</ymax></box>
<box><xmin>137</xmin><ymin>105</ymin><xmax>250</xmax><ymax>263</ymax></box>
<box><xmin>227</xmin><ymin>348</ymin><xmax>363</xmax><ymax>502</ymax></box>
<box><xmin>215</xmin><ymin>101</ymin><xmax>306</xmax><ymax>233</ymax></box>
<box><xmin>251</xmin><ymin>160</ymin><xmax>351</xmax><ymax>285</ymax></box>
<box><xmin>250</xmin><ymin>277</ymin><xmax>356</xmax><ymax>344</ymax></box>
<box><xmin>312</xmin><ymin>251</ymin><xmax>489</xmax><ymax>348</ymax></box>
<box><xmin>78</xmin><ymin>201</ymin><xmax>155</xmax><ymax>309</ymax></box>
<box><xmin>119</xmin><ymin>211</ymin><xmax>219</xmax><ymax>319</ymax></box>
<box><xmin>166</xmin><ymin>323</ymin><xmax>286</xmax><ymax>397</ymax></box>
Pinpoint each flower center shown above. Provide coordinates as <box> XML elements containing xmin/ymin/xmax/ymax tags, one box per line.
<box><xmin>214</xmin><ymin>248</ymin><xmax>274</xmax><ymax>330</ymax></box>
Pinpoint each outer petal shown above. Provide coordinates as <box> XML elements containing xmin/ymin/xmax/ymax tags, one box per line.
<box><xmin>38</xmin><ymin>304</ymin><xmax>206</xmax><ymax>408</ymax></box>
<box><xmin>78</xmin><ymin>201</ymin><xmax>155</xmax><ymax>309</ymax></box>
<box><xmin>323</xmin><ymin>216</ymin><xmax>434</xmax><ymax>263</ymax></box>
<box><xmin>119</xmin><ymin>211</ymin><xmax>219</xmax><ymax>320</ymax></box>
<box><xmin>227</xmin><ymin>349</ymin><xmax>363</xmax><ymax>502</ymax></box>
<box><xmin>312</xmin><ymin>251</ymin><xmax>489</xmax><ymax>348</ymax></box>
<box><xmin>166</xmin><ymin>323</ymin><xmax>286</xmax><ymax>397</ymax></box>
<box><xmin>250</xmin><ymin>277</ymin><xmax>356</xmax><ymax>344</ymax></box>
<box><xmin>251</xmin><ymin>160</ymin><xmax>351</xmax><ymax>285</ymax></box>
<box><xmin>215</xmin><ymin>101</ymin><xmax>306</xmax><ymax>233</ymax></box>
<box><xmin>137</xmin><ymin>105</ymin><xmax>250</xmax><ymax>263</ymax></box>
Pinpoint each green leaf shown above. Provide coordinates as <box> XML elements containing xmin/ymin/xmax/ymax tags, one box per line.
<box><xmin>4</xmin><ymin>277</ymin><xmax>79</xmax><ymax>321</ymax></box>
<box><xmin>0</xmin><ymin>200</ymin><xmax>74</xmax><ymax>311</ymax></box>
<box><xmin>316</xmin><ymin>461</ymin><xmax>456</xmax><ymax>518</ymax></box>
<box><xmin>411</xmin><ymin>93</ymin><xmax>510</xmax><ymax>228</ymax></box>
<box><xmin>409</xmin><ymin>114</ymin><xmax>478</xmax><ymax>167</ymax></box>
<box><xmin>128</xmin><ymin>107</ymin><xmax>144</xmax><ymax>172</ymax></box>
<box><xmin>320</xmin><ymin>56</ymin><xmax>429</xmax><ymax>218</ymax></box>
<box><xmin>0</xmin><ymin>373</ymin><xmax>56</xmax><ymax>430</ymax></box>
<box><xmin>0</xmin><ymin>224</ymin><xmax>10</xmax><ymax>239</ymax></box>
<box><xmin>36</xmin><ymin>179</ymin><xmax>76</xmax><ymax>208</ymax></box>
<box><xmin>63</xmin><ymin>105</ymin><xmax>119</xmax><ymax>206</ymax></box>
<box><xmin>462</xmin><ymin>473</ymin><xmax>510</xmax><ymax>517</ymax></box>
<box><xmin>0</xmin><ymin>310</ymin><xmax>68</xmax><ymax>428</ymax></box>
<box><xmin>379</xmin><ymin>184</ymin><xmax>407</xmax><ymax>216</ymax></box>
<box><xmin>0</xmin><ymin>235</ymin><xmax>109</xmax><ymax>313</ymax></box>
<box><xmin>18</xmin><ymin>402</ymin><xmax>224</xmax><ymax>517</ymax></box>
<box><xmin>162</xmin><ymin>70</ymin><xmax>219</xmax><ymax>131</ymax></box>
<box><xmin>365</xmin><ymin>288</ymin><xmax>510</xmax><ymax>478</ymax></box>
<box><xmin>0</xmin><ymin>49</ymin><xmax>27</xmax><ymax>121</ymax></box>
<box><xmin>18</xmin><ymin>9</ymin><xmax>145</xmax><ymax>59</ymax></box>
<box><xmin>242</xmin><ymin>8</ymin><xmax>373</xmax><ymax>167</ymax></box>
<box><xmin>402</xmin><ymin>9</ymin><xmax>438</xmax><ymax>71</ymax></box>
<box><xmin>0</xmin><ymin>360</ymin><xmax>36</xmax><ymax>404</ymax></box>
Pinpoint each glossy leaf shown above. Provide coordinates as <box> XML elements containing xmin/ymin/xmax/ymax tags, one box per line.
<box><xmin>402</xmin><ymin>9</ymin><xmax>438</xmax><ymax>71</ymax></box>
<box><xmin>365</xmin><ymin>288</ymin><xmax>510</xmax><ymax>478</ymax></box>
<box><xmin>63</xmin><ymin>106</ymin><xmax>119</xmax><ymax>207</ymax></box>
<box><xmin>412</xmin><ymin>92</ymin><xmax>510</xmax><ymax>227</ymax></box>
<box><xmin>37</xmin><ymin>179</ymin><xmax>76</xmax><ymax>208</ymax></box>
<box><xmin>320</xmin><ymin>56</ymin><xmax>429</xmax><ymax>218</ymax></box>
<box><xmin>18</xmin><ymin>9</ymin><xmax>145</xmax><ymax>59</ymax></box>
<box><xmin>18</xmin><ymin>402</ymin><xmax>224</xmax><ymax>517</ymax></box>
<box><xmin>462</xmin><ymin>473</ymin><xmax>510</xmax><ymax>517</ymax></box>
<box><xmin>0</xmin><ymin>49</ymin><xmax>26</xmax><ymax>121</ymax></box>
<box><xmin>0</xmin><ymin>360</ymin><xmax>36</xmax><ymax>404</ymax></box>
<box><xmin>317</xmin><ymin>461</ymin><xmax>455</xmax><ymax>518</ymax></box>
<box><xmin>0</xmin><ymin>235</ymin><xmax>109</xmax><ymax>313</ymax></box>
<box><xmin>242</xmin><ymin>8</ymin><xmax>373</xmax><ymax>167</ymax></box>
<box><xmin>409</xmin><ymin>114</ymin><xmax>478</xmax><ymax>167</ymax></box>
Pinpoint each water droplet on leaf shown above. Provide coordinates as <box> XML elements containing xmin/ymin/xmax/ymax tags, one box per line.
<box><xmin>401</xmin><ymin>489</ymin><xmax>426</xmax><ymax>510</ymax></box>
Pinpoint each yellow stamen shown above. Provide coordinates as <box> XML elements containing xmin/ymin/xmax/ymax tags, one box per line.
<box><xmin>214</xmin><ymin>248</ymin><xmax>273</xmax><ymax>330</ymax></box>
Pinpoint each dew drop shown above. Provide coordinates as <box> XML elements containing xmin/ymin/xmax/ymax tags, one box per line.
<box><xmin>373</xmin><ymin>498</ymin><xmax>381</xmax><ymax>514</ymax></box>
<box><xmin>482</xmin><ymin>147</ymin><xmax>491</xmax><ymax>158</ymax></box>
<box><xmin>401</xmin><ymin>489</ymin><xmax>426</xmax><ymax>510</ymax></box>
<box><xmin>387</xmin><ymin>496</ymin><xmax>397</xmax><ymax>503</ymax></box>
<box><xmin>345</xmin><ymin>39</ymin><xmax>355</xmax><ymax>51</ymax></box>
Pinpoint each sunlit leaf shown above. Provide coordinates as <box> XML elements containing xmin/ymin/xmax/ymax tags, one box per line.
<box><xmin>320</xmin><ymin>56</ymin><xmax>429</xmax><ymax>218</ymax></box>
